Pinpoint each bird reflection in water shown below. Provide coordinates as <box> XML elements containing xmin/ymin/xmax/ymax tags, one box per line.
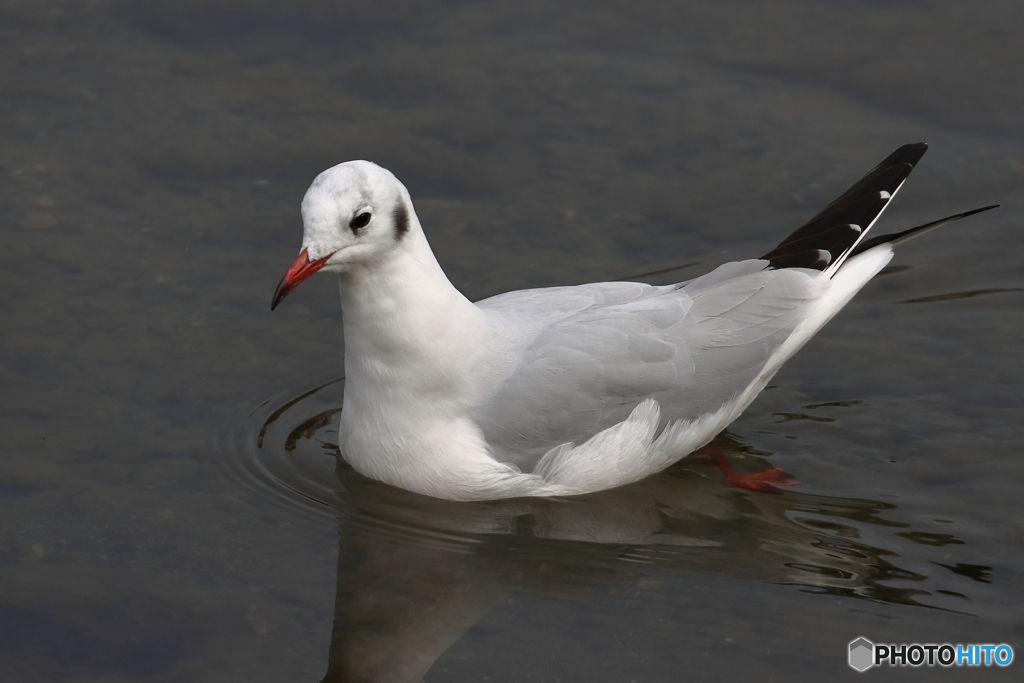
<box><xmin>239</xmin><ymin>381</ymin><xmax>975</xmax><ymax>683</ymax></box>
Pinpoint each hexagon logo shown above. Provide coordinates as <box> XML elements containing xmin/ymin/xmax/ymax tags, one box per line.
<box><xmin>849</xmin><ymin>637</ymin><xmax>875</xmax><ymax>672</ymax></box>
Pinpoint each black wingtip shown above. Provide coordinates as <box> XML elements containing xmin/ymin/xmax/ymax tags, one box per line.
<box><xmin>959</xmin><ymin>204</ymin><xmax>1000</xmax><ymax>218</ymax></box>
<box><xmin>849</xmin><ymin>204</ymin><xmax>999</xmax><ymax>256</ymax></box>
<box><xmin>763</xmin><ymin>143</ymin><xmax>931</xmax><ymax>272</ymax></box>
<box><xmin>882</xmin><ymin>142</ymin><xmax>928</xmax><ymax>168</ymax></box>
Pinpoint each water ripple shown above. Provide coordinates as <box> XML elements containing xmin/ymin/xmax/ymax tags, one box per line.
<box><xmin>216</xmin><ymin>377</ymin><xmax>986</xmax><ymax>613</ymax></box>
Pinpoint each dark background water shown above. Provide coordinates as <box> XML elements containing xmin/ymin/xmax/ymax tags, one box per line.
<box><xmin>2</xmin><ymin>1</ymin><xmax>1022</xmax><ymax>681</ymax></box>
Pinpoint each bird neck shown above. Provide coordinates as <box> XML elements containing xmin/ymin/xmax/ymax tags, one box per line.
<box><xmin>336</xmin><ymin>227</ymin><xmax>496</xmax><ymax>405</ymax></box>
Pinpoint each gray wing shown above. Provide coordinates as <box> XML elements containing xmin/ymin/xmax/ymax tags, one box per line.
<box><xmin>474</xmin><ymin>260</ymin><xmax>823</xmax><ymax>469</ymax></box>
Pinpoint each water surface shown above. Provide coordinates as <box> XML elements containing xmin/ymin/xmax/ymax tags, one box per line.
<box><xmin>2</xmin><ymin>1</ymin><xmax>1022</xmax><ymax>681</ymax></box>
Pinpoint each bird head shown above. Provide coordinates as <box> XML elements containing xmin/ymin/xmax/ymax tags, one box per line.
<box><xmin>271</xmin><ymin>160</ymin><xmax>414</xmax><ymax>310</ymax></box>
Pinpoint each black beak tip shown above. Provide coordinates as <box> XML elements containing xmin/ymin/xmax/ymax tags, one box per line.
<box><xmin>271</xmin><ymin>280</ymin><xmax>290</xmax><ymax>311</ymax></box>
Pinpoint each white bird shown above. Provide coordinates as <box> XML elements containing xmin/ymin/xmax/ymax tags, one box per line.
<box><xmin>272</xmin><ymin>143</ymin><xmax>995</xmax><ymax>501</ymax></box>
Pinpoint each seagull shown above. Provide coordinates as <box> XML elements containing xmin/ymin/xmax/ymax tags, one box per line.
<box><xmin>271</xmin><ymin>143</ymin><xmax>996</xmax><ymax>501</ymax></box>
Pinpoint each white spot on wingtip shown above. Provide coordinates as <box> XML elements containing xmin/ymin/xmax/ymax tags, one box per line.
<box><xmin>879</xmin><ymin>190</ymin><xmax>891</xmax><ymax>199</ymax></box>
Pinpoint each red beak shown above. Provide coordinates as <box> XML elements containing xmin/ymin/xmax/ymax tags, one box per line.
<box><xmin>271</xmin><ymin>249</ymin><xmax>332</xmax><ymax>310</ymax></box>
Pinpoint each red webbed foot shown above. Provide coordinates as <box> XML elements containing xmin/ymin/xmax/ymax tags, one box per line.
<box><xmin>696</xmin><ymin>445</ymin><xmax>799</xmax><ymax>494</ymax></box>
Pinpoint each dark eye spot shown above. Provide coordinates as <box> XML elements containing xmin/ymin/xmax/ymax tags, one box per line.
<box><xmin>393</xmin><ymin>203</ymin><xmax>409</xmax><ymax>241</ymax></box>
<box><xmin>349</xmin><ymin>212</ymin><xmax>371</xmax><ymax>233</ymax></box>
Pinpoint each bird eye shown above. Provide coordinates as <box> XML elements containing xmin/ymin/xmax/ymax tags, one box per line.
<box><xmin>349</xmin><ymin>212</ymin><xmax>372</xmax><ymax>232</ymax></box>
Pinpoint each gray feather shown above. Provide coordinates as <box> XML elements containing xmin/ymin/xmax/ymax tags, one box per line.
<box><xmin>474</xmin><ymin>260</ymin><xmax>821</xmax><ymax>470</ymax></box>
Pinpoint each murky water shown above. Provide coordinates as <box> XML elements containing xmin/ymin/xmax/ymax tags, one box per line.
<box><xmin>2</xmin><ymin>1</ymin><xmax>1022</xmax><ymax>681</ymax></box>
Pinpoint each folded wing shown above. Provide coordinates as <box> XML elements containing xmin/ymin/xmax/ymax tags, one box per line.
<box><xmin>474</xmin><ymin>261</ymin><xmax>823</xmax><ymax>469</ymax></box>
